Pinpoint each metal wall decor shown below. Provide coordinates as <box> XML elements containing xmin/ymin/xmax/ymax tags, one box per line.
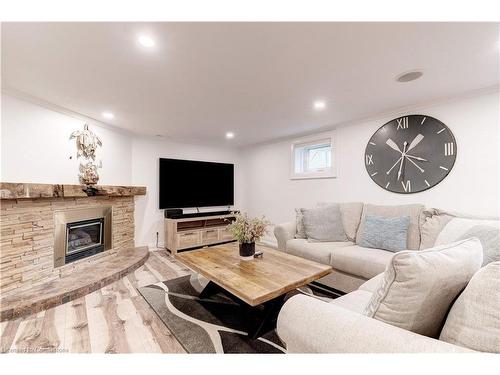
<box><xmin>69</xmin><ymin>124</ymin><xmax>103</xmax><ymax>185</ymax></box>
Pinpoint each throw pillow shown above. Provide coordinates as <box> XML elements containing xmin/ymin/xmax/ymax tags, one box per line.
<box><xmin>420</xmin><ymin>208</ymin><xmax>500</xmax><ymax>249</ymax></box>
<box><xmin>356</xmin><ymin>203</ymin><xmax>424</xmax><ymax>250</ymax></box>
<box><xmin>457</xmin><ymin>225</ymin><xmax>500</xmax><ymax>266</ymax></box>
<box><xmin>364</xmin><ymin>238</ymin><xmax>483</xmax><ymax>338</ymax></box>
<box><xmin>435</xmin><ymin>217</ymin><xmax>500</xmax><ymax>247</ymax></box>
<box><xmin>439</xmin><ymin>261</ymin><xmax>500</xmax><ymax>353</ymax></box>
<box><xmin>318</xmin><ymin>202</ymin><xmax>364</xmax><ymax>242</ymax></box>
<box><xmin>294</xmin><ymin>208</ymin><xmax>307</xmax><ymax>239</ymax></box>
<box><xmin>301</xmin><ymin>204</ymin><xmax>347</xmax><ymax>242</ymax></box>
<box><xmin>358</xmin><ymin>215</ymin><xmax>410</xmax><ymax>252</ymax></box>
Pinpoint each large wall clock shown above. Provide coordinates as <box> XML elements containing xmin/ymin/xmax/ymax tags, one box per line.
<box><xmin>364</xmin><ymin>114</ymin><xmax>457</xmax><ymax>194</ymax></box>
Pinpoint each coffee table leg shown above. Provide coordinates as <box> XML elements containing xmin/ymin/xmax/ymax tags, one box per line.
<box><xmin>198</xmin><ymin>281</ymin><xmax>287</xmax><ymax>339</ymax></box>
<box><xmin>198</xmin><ymin>281</ymin><xmax>221</xmax><ymax>299</ymax></box>
<box><xmin>247</xmin><ymin>294</ymin><xmax>287</xmax><ymax>340</ymax></box>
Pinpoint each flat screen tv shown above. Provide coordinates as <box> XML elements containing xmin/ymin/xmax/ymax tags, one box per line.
<box><xmin>159</xmin><ymin>158</ymin><xmax>234</xmax><ymax>209</ymax></box>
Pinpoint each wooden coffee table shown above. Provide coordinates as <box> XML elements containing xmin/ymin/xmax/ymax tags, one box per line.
<box><xmin>177</xmin><ymin>242</ymin><xmax>332</xmax><ymax>338</ymax></box>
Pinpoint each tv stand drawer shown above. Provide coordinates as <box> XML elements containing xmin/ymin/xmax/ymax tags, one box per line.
<box><xmin>177</xmin><ymin>231</ymin><xmax>200</xmax><ymax>249</ymax></box>
<box><xmin>201</xmin><ymin>229</ymin><xmax>218</xmax><ymax>243</ymax></box>
<box><xmin>218</xmin><ymin>228</ymin><xmax>234</xmax><ymax>241</ymax></box>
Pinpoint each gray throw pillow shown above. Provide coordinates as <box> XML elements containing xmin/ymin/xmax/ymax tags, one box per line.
<box><xmin>458</xmin><ymin>225</ymin><xmax>500</xmax><ymax>266</ymax></box>
<box><xmin>294</xmin><ymin>208</ymin><xmax>307</xmax><ymax>239</ymax></box>
<box><xmin>301</xmin><ymin>204</ymin><xmax>347</xmax><ymax>242</ymax></box>
<box><xmin>359</xmin><ymin>215</ymin><xmax>410</xmax><ymax>252</ymax></box>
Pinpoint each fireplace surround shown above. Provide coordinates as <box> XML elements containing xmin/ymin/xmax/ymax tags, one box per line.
<box><xmin>54</xmin><ymin>206</ymin><xmax>112</xmax><ymax>267</ymax></box>
<box><xmin>1</xmin><ymin>182</ymin><xmax>146</xmax><ymax>296</ymax></box>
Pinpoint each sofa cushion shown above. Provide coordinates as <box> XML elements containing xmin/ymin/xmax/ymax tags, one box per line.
<box><xmin>286</xmin><ymin>239</ymin><xmax>354</xmax><ymax>265</ymax></box>
<box><xmin>329</xmin><ymin>290</ymin><xmax>372</xmax><ymax>314</ymax></box>
<box><xmin>356</xmin><ymin>203</ymin><xmax>424</xmax><ymax>250</ymax></box>
<box><xmin>420</xmin><ymin>208</ymin><xmax>455</xmax><ymax>249</ymax></box>
<box><xmin>301</xmin><ymin>204</ymin><xmax>347</xmax><ymax>242</ymax></box>
<box><xmin>358</xmin><ymin>215</ymin><xmax>410</xmax><ymax>252</ymax></box>
<box><xmin>340</xmin><ymin>202</ymin><xmax>364</xmax><ymax>242</ymax></box>
<box><xmin>364</xmin><ymin>238</ymin><xmax>483</xmax><ymax>338</ymax></box>
<box><xmin>358</xmin><ymin>273</ymin><xmax>384</xmax><ymax>293</ymax></box>
<box><xmin>420</xmin><ymin>208</ymin><xmax>499</xmax><ymax>249</ymax></box>
<box><xmin>439</xmin><ymin>261</ymin><xmax>500</xmax><ymax>353</ymax></box>
<box><xmin>330</xmin><ymin>245</ymin><xmax>394</xmax><ymax>279</ymax></box>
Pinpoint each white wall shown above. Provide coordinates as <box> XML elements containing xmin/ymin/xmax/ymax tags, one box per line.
<box><xmin>3</xmin><ymin>90</ymin><xmax>499</xmax><ymax>248</ymax></box>
<box><xmin>131</xmin><ymin>137</ymin><xmax>245</xmax><ymax>247</ymax></box>
<box><xmin>241</xmin><ymin>90</ymin><xmax>500</xmax><ymax>242</ymax></box>
<box><xmin>1</xmin><ymin>95</ymin><xmax>132</xmax><ymax>185</ymax></box>
<box><xmin>0</xmin><ymin>94</ymin><xmax>245</xmax><ymax>248</ymax></box>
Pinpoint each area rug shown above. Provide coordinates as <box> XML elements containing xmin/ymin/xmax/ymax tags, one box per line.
<box><xmin>138</xmin><ymin>274</ymin><xmax>335</xmax><ymax>353</ymax></box>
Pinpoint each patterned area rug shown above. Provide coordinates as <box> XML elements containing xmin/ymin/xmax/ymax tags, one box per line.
<box><xmin>138</xmin><ymin>274</ymin><xmax>334</xmax><ymax>353</ymax></box>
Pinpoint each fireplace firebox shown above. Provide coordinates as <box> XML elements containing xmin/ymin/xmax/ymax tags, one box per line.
<box><xmin>66</xmin><ymin>217</ymin><xmax>105</xmax><ymax>263</ymax></box>
<box><xmin>54</xmin><ymin>207</ymin><xmax>112</xmax><ymax>267</ymax></box>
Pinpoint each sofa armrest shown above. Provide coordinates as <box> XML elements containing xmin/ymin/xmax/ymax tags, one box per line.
<box><xmin>274</xmin><ymin>222</ymin><xmax>296</xmax><ymax>252</ymax></box>
<box><xmin>277</xmin><ymin>295</ymin><xmax>473</xmax><ymax>353</ymax></box>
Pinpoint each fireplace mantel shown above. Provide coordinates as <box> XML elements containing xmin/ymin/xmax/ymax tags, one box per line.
<box><xmin>0</xmin><ymin>182</ymin><xmax>146</xmax><ymax>200</ymax></box>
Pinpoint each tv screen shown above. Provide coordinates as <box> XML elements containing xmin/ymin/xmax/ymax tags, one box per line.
<box><xmin>159</xmin><ymin>158</ymin><xmax>234</xmax><ymax>209</ymax></box>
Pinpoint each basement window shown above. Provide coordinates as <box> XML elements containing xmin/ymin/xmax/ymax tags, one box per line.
<box><xmin>290</xmin><ymin>132</ymin><xmax>337</xmax><ymax>179</ymax></box>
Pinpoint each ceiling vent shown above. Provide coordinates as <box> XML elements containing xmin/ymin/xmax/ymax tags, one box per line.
<box><xmin>396</xmin><ymin>70</ymin><xmax>424</xmax><ymax>83</ymax></box>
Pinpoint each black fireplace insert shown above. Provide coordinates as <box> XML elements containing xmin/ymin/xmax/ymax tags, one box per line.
<box><xmin>65</xmin><ymin>217</ymin><xmax>105</xmax><ymax>264</ymax></box>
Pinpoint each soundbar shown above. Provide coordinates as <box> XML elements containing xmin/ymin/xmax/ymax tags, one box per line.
<box><xmin>164</xmin><ymin>210</ymin><xmax>238</xmax><ymax>219</ymax></box>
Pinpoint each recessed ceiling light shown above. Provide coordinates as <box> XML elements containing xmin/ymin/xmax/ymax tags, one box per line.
<box><xmin>138</xmin><ymin>35</ymin><xmax>155</xmax><ymax>48</ymax></box>
<box><xmin>102</xmin><ymin>111</ymin><xmax>114</xmax><ymax>119</ymax></box>
<box><xmin>396</xmin><ymin>70</ymin><xmax>424</xmax><ymax>83</ymax></box>
<box><xmin>313</xmin><ymin>100</ymin><xmax>326</xmax><ymax>110</ymax></box>
<box><xmin>225</xmin><ymin>132</ymin><xmax>235</xmax><ymax>139</ymax></box>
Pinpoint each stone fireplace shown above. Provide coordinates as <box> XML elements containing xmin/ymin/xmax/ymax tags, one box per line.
<box><xmin>54</xmin><ymin>206</ymin><xmax>112</xmax><ymax>267</ymax></box>
<box><xmin>0</xmin><ymin>183</ymin><xmax>146</xmax><ymax>297</ymax></box>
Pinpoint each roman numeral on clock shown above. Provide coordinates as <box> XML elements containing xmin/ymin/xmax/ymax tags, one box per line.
<box><xmin>444</xmin><ymin>142</ymin><xmax>454</xmax><ymax>156</ymax></box>
<box><xmin>396</xmin><ymin>117</ymin><xmax>409</xmax><ymax>130</ymax></box>
<box><xmin>401</xmin><ymin>180</ymin><xmax>411</xmax><ymax>192</ymax></box>
<box><xmin>365</xmin><ymin>154</ymin><xmax>374</xmax><ymax>165</ymax></box>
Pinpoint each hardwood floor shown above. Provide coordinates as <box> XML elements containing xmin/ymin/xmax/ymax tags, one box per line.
<box><xmin>0</xmin><ymin>249</ymin><xmax>190</xmax><ymax>353</ymax></box>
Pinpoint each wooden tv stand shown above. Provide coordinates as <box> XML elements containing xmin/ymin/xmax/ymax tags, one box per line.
<box><xmin>164</xmin><ymin>213</ymin><xmax>237</xmax><ymax>256</ymax></box>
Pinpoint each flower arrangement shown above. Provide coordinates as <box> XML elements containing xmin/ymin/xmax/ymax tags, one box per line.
<box><xmin>226</xmin><ymin>213</ymin><xmax>271</xmax><ymax>244</ymax></box>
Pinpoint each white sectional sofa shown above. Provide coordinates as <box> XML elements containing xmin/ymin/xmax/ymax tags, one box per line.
<box><xmin>277</xmin><ymin>277</ymin><xmax>472</xmax><ymax>353</ymax></box>
<box><xmin>274</xmin><ymin>203</ymin><xmax>500</xmax><ymax>353</ymax></box>
<box><xmin>274</xmin><ymin>203</ymin><xmax>424</xmax><ymax>293</ymax></box>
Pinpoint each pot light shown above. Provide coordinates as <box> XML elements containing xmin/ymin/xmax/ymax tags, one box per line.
<box><xmin>102</xmin><ymin>111</ymin><xmax>114</xmax><ymax>119</ymax></box>
<box><xmin>138</xmin><ymin>35</ymin><xmax>155</xmax><ymax>48</ymax></box>
<box><xmin>396</xmin><ymin>70</ymin><xmax>423</xmax><ymax>83</ymax></box>
<box><xmin>225</xmin><ymin>132</ymin><xmax>235</xmax><ymax>139</ymax></box>
<box><xmin>313</xmin><ymin>100</ymin><xmax>326</xmax><ymax>110</ymax></box>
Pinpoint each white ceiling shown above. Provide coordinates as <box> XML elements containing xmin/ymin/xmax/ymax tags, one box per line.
<box><xmin>2</xmin><ymin>22</ymin><xmax>499</xmax><ymax>146</ymax></box>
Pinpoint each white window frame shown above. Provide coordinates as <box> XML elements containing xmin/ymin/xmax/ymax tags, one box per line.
<box><xmin>289</xmin><ymin>131</ymin><xmax>337</xmax><ymax>180</ymax></box>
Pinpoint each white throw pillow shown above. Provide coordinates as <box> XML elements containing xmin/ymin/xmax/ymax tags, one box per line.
<box><xmin>364</xmin><ymin>238</ymin><xmax>483</xmax><ymax>338</ymax></box>
<box><xmin>440</xmin><ymin>261</ymin><xmax>500</xmax><ymax>353</ymax></box>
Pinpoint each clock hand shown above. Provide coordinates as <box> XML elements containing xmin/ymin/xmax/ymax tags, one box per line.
<box><xmin>397</xmin><ymin>141</ymin><xmax>408</xmax><ymax>181</ymax></box>
<box><xmin>386</xmin><ymin>139</ymin><xmax>402</xmax><ymax>153</ymax></box>
<box><xmin>386</xmin><ymin>156</ymin><xmax>403</xmax><ymax>175</ymax></box>
<box><xmin>405</xmin><ymin>155</ymin><xmax>425</xmax><ymax>173</ymax></box>
<box><xmin>406</xmin><ymin>154</ymin><xmax>428</xmax><ymax>162</ymax></box>
<box><xmin>407</xmin><ymin>134</ymin><xmax>424</xmax><ymax>152</ymax></box>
